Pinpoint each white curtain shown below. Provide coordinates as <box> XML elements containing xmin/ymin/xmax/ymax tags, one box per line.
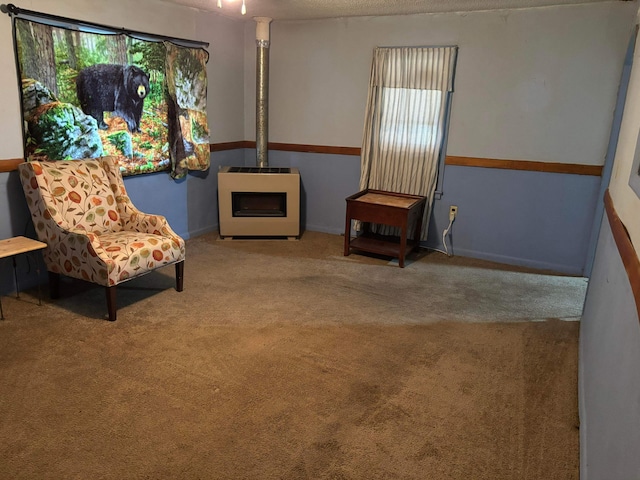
<box><xmin>359</xmin><ymin>46</ymin><xmax>458</xmax><ymax>240</ymax></box>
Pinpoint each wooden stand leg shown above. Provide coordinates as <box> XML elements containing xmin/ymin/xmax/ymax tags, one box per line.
<box><xmin>12</xmin><ymin>257</ymin><xmax>19</xmax><ymax>299</ymax></box>
<box><xmin>399</xmin><ymin>224</ymin><xmax>408</xmax><ymax>268</ymax></box>
<box><xmin>413</xmin><ymin>205</ymin><xmax>425</xmax><ymax>254</ymax></box>
<box><xmin>175</xmin><ymin>261</ymin><xmax>184</xmax><ymax>292</ymax></box>
<box><xmin>36</xmin><ymin>264</ymin><xmax>42</xmax><ymax>306</ymax></box>
<box><xmin>106</xmin><ymin>286</ymin><xmax>117</xmax><ymax>322</ymax></box>
<box><xmin>49</xmin><ymin>272</ymin><xmax>60</xmax><ymax>299</ymax></box>
<box><xmin>344</xmin><ymin>215</ymin><xmax>351</xmax><ymax>256</ymax></box>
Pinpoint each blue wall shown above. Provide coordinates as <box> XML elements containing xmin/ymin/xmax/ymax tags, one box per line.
<box><xmin>244</xmin><ymin>149</ymin><xmax>361</xmax><ymax>235</ymax></box>
<box><xmin>580</xmin><ymin>214</ymin><xmax>640</xmax><ymax>479</ymax></box>
<box><xmin>0</xmin><ymin>147</ymin><xmax>600</xmax><ymax>296</ymax></box>
<box><xmin>429</xmin><ymin>165</ymin><xmax>601</xmax><ymax>274</ymax></box>
<box><xmin>1</xmin><ymin>169</ymin><xmax>48</xmax><ymax>296</ymax></box>
<box><xmin>124</xmin><ymin>149</ymin><xmax>244</xmax><ymax>240</ymax></box>
<box><xmin>1</xmin><ymin>170</ymin><xmax>32</xmax><ymax>240</ymax></box>
<box><xmin>0</xmin><ymin>149</ymin><xmax>244</xmax><ymax>296</ymax></box>
<box><xmin>243</xmin><ymin>149</ymin><xmax>600</xmax><ymax>275</ymax></box>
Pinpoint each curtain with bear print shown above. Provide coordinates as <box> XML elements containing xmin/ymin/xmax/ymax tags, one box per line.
<box><xmin>12</xmin><ymin>16</ymin><xmax>209</xmax><ymax>179</ymax></box>
<box><xmin>164</xmin><ymin>42</ymin><xmax>210</xmax><ymax>179</ymax></box>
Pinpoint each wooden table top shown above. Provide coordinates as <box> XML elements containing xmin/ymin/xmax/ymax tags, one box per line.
<box><xmin>352</xmin><ymin>191</ymin><xmax>424</xmax><ymax>209</ymax></box>
<box><xmin>0</xmin><ymin>236</ymin><xmax>47</xmax><ymax>259</ymax></box>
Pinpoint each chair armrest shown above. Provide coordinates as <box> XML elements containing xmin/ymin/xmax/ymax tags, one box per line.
<box><xmin>53</xmin><ymin>228</ymin><xmax>110</xmax><ymax>263</ymax></box>
<box><xmin>122</xmin><ymin>211</ymin><xmax>184</xmax><ymax>244</ymax></box>
<box><xmin>103</xmin><ymin>159</ymin><xmax>184</xmax><ymax>247</ymax></box>
<box><xmin>39</xmin><ymin>226</ymin><xmax>116</xmax><ymax>284</ymax></box>
<box><xmin>115</xmin><ymin>193</ymin><xmax>181</xmax><ymax>238</ymax></box>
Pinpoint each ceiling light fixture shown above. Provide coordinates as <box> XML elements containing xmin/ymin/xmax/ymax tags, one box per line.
<box><xmin>217</xmin><ymin>0</ymin><xmax>246</xmax><ymax>15</ymax></box>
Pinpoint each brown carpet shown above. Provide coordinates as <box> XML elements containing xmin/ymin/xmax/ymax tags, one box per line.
<box><xmin>0</xmin><ymin>231</ymin><xmax>580</xmax><ymax>479</ymax></box>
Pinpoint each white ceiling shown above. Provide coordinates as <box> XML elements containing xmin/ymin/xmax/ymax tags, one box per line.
<box><xmin>160</xmin><ymin>0</ymin><xmax>627</xmax><ymax>21</ymax></box>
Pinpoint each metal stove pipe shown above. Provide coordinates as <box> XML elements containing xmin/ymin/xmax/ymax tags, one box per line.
<box><xmin>255</xmin><ymin>17</ymin><xmax>272</xmax><ymax>168</ymax></box>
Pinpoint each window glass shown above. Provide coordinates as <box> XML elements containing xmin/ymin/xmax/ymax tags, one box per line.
<box><xmin>379</xmin><ymin>88</ymin><xmax>443</xmax><ymax>152</ymax></box>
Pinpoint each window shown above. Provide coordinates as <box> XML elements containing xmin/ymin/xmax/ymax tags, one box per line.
<box><xmin>359</xmin><ymin>47</ymin><xmax>457</xmax><ymax>240</ymax></box>
<box><xmin>379</xmin><ymin>88</ymin><xmax>443</xmax><ymax>152</ymax></box>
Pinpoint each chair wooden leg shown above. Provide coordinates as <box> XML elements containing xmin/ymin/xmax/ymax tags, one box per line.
<box><xmin>49</xmin><ymin>272</ymin><xmax>60</xmax><ymax>299</ymax></box>
<box><xmin>106</xmin><ymin>286</ymin><xmax>117</xmax><ymax>322</ymax></box>
<box><xmin>175</xmin><ymin>261</ymin><xmax>184</xmax><ymax>292</ymax></box>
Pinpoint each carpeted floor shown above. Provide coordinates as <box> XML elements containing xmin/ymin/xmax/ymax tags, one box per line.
<box><xmin>0</xmin><ymin>231</ymin><xmax>584</xmax><ymax>479</ymax></box>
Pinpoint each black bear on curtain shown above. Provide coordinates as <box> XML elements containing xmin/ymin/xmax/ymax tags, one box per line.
<box><xmin>76</xmin><ymin>64</ymin><xmax>150</xmax><ymax>133</ymax></box>
<box><xmin>13</xmin><ymin>17</ymin><xmax>209</xmax><ymax>178</ymax></box>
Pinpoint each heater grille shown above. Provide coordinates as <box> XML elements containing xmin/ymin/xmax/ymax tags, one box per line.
<box><xmin>232</xmin><ymin>192</ymin><xmax>286</xmax><ymax>217</ymax></box>
<box><xmin>228</xmin><ymin>167</ymin><xmax>291</xmax><ymax>174</ymax></box>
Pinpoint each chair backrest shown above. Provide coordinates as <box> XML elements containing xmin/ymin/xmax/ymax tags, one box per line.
<box><xmin>19</xmin><ymin>158</ymin><xmax>124</xmax><ymax>235</ymax></box>
<box><xmin>97</xmin><ymin>156</ymin><xmax>141</xmax><ymax>222</ymax></box>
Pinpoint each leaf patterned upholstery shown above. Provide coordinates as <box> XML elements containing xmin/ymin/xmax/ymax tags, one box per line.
<box><xmin>19</xmin><ymin>157</ymin><xmax>185</xmax><ymax>288</ymax></box>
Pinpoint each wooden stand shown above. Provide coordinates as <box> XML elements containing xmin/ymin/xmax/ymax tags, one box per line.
<box><xmin>0</xmin><ymin>236</ymin><xmax>47</xmax><ymax>319</ymax></box>
<box><xmin>344</xmin><ymin>189</ymin><xmax>427</xmax><ymax>268</ymax></box>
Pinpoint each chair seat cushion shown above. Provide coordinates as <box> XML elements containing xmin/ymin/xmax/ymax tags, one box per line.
<box><xmin>96</xmin><ymin>231</ymin><xmax>184</xmax><ymax>284</ymax></box>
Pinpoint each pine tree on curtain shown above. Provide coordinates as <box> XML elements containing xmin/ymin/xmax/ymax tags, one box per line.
<box><xmin>11</xmin><ymin>15</ymin><xmax>210</xmax><ymax>179</ymax></box>
<box><xmin>165</xmin><ymin>42</ymin><xmax>210</xmax><ymax>179</ymax></box>
<box><xmin>359</xmin><ymin>46</ymin><xmax>458</xmax><ymax>240</ymax></box>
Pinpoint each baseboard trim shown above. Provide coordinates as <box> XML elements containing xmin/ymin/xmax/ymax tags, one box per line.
<box><xmin>303</xmin><ymin>224</ymin><xmax>345</xmax><ymax>236</ymax></box>
<box><xmin>604</xmin><ymin>189</ymin><xmax>640</xmax><ymax>321</ymax></box>
<box><xmin>423</xmin><ymin>244</ymin><xmax>584</xmax><ymax>275</ymax></box>
<box><xmin>211</xmin><ymin>141</ymin><xmax>361</xmax><ymax>156</ymax></box>
<box><xmin>0</xmin><ymin>150</ymin><xmax>604</xmax><ymax>177</ymax></box>
<box><xmin>0</xmin><ymin>158</ymin><xmax>24</xmax><ymax>172</ymax></box>
<box><xmin>210</xmin><ymin>141</ymin><xmax>252</xmax><ymax>152</ymax></box>
<box><xmin>182</xmin><ymin>225</ymin><xmax>219</xmax><ymax>240</ymax></box>
<box><xmin>209</xmin><ymin>144</ymin><xmax>603</xmax><ymax>175</ymax></box>
<box><xmin>445</xmin><ymin>156</ymin><xmax>603</xmax><ymax>176</ymax></box>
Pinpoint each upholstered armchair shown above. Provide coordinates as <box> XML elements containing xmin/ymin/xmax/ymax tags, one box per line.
<box><xmin>18</xmin><ymin>157</ymin><xmax>185</xmax><ymax>321</ymax></box>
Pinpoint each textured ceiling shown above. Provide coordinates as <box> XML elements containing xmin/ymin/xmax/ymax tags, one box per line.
<box><xmin>160</xmin><ymin>0</ymin><xmax>625</xmax><ymax>21</ymax></box>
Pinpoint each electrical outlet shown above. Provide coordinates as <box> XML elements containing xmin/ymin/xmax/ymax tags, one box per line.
<box><xmin>449</xmin><ymin>205</ymin><xmax>458</xmax><ymax>221</ymax></box>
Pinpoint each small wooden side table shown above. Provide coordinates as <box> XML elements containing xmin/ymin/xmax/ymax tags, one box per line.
<box><xmin>0</xmin><ymin>236</ymin><xmax>47</xmax><ymax>319</ymax></box>
<box><xmin>344</xmin><ymin>189</ymin><xmax>427</xmax><ymax>268</ymax></box>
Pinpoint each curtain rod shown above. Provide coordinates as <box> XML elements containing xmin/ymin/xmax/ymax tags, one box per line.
<box><xmin>0</xmin><ymin>3</ymin><xmax>209</xmax><ymax>48</ymax></box>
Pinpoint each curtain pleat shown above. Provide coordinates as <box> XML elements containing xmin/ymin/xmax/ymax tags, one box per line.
<box><xmin>372</xmin><ymin>47</ymin><xmax>457</xmax><ymax>91</ymax></box>
<box><xmin>359</xmin><ymin>46</ymin><xmax>457</xmax><ymax>241</ymax></box>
